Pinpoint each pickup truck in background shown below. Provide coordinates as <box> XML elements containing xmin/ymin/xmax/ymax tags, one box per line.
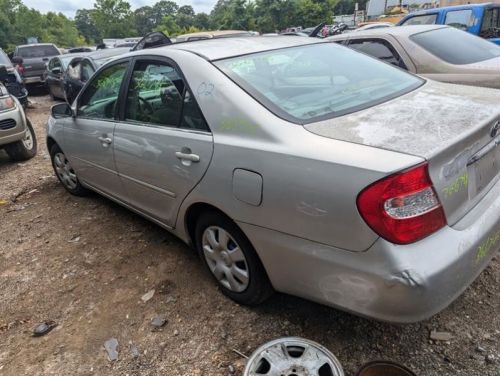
<box><xmin>11</xmin><ymin>43</ymin><xmax>60</xmax><ymax>85</ymax></box>
<box><xmin>398</xmin><ymin>3</ymin><xmax>500</xmax><ymax>45</ymax></box>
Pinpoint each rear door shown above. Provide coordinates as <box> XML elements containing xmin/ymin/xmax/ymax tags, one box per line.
<box><xmin>113</xmin><ymin>57</ymin><xmax>213</xmax><ymax>227</ymax></box>
<box><xmin>63</xmin><ymin>60</ymin><xmax>130</xmax><ymax>199</ymax></box>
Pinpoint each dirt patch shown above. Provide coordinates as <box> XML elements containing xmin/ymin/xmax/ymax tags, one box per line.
<box><xmin>0</xmin><ymin>95</ymin><xmax>499</xmax><ymax>375</ymax></box>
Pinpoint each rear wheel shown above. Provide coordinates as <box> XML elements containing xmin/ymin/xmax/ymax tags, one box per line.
<box><xmin>195</xmin><ymin>211</ymin><xmax>273</xmax><ymax>305</ymax></box>
<box><xmin>5</xmin><ymin>119</ymin><xmax>37</xmax><ymax>161</ymax></box>
<box><xmin>50</xmin><ymin>144</ymin><xmax>89</xmax><ymax>196</ymax></box>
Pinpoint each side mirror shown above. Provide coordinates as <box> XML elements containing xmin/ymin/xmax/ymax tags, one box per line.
<box><xmin>11</xmin><ymin>56</ymin><xmax>23</xmax><ymax>65</ymax></box>
<box><xmin>51</xmin><ymin>103</ymin><xmax>74</xmax><ymax>119</ymax></box>
<box><xmin>0</xmin><ymin>65</ymin><xmax>8</xmax><ymax>81</ymax></box>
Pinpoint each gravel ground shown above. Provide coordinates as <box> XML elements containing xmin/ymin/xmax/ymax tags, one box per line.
<box><xmin>0</xmin><ymin>94</ymin><xmax>499</xmax><ymax>376</ymax></box>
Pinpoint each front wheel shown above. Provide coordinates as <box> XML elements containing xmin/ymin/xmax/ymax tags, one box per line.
<box><xmin>50</xmin><ymin>144</ymin><xmax>89</xmax><ymax>196</ymax></box>
<box><xmin>5</xmin><ymin>119</ymin><xmax>37</xmax><ymax>161</ymax></box>
<box><xmin>195</xmin><ymin>212</ymin><xmax>273</xmax><ymax>305</ymax></box>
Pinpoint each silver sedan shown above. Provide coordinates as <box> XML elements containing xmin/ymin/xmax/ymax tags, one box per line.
<box><xmin>329</xmin><ymin>25</ymin><xmax>500</xmax><ymax>88</ymax></box>
<box><xmin>47</xmin><ymin>37</ymin><xmax>500</xmax><ymax>323</ymax></box>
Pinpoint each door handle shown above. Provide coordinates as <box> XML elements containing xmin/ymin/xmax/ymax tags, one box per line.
<box><xmin>98</xmin><ymin>136</ymin><xmax>112</xmax><ymax>145</ymax></box>
<box><xmin>175</xmin><ymin>151</ymin><xmax>200</xmax><ymax>162</ymax></box>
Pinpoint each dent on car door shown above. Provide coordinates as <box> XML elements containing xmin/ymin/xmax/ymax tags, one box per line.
<box><xmin>113</xmin><ymin>59</ymin><xmax>214</xmax><ymax>227</ymax></box>
<box><xmin>63</xmin><ymin>60</ymin><xmax>130</xmax><ymax>199</ymax></box>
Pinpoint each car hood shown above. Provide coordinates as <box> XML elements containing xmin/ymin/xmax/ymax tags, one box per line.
<box><xmin>304</xmin><ymin>80</ymin><xmax>500</xmax><ymax>159</ymax></box>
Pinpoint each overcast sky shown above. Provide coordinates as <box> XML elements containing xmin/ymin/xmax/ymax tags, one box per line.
<box><xmin>22</xmin><ymin>0</ymin><xmax>218</xmax><ymax>17</ymax></box>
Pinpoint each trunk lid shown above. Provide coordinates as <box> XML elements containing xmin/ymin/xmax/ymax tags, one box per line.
<box><xmin>304</xmin><ymin>81</ymin><xmax>500</xmax><ymax>225</ymax></box>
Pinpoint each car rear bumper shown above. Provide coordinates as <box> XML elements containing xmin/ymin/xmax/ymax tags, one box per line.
<box><xmin>24</xmin><ymin>75</ymin><xmax>45</xmax><ymax>84</ymax></box>
<box><xmin>239</xmin><ymin>178</ymin><xmax>500</xmax><ymax>323</ymax></box>
<box><xmin>0</xmin><ymin>106</ymin><xmax>27</xmax><ymax>146</ymax></box>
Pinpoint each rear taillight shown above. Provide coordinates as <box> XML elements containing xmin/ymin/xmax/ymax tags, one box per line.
<box><xmin>357</xmin><ymin>163</ymin><xmax>446</xmax><ymax>245</ymax></box>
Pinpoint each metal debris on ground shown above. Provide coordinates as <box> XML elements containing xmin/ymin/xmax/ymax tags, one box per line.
<box><xmin>104</xmin><ymin>338</ymin><xmax>119</xmax><ymax>361</ymax></box>
<box><xmin>32</xmin><ymin>321</ymin><xmax>57</xmax><ymax>337</ymax></box>
<box><xmin>244</xmin><ymin>337</ymin><xmax>344</xmax><ymax>376</ymax></box>
<box><xmin>141</xmin><ymin>289</ymin><xmax>155</xmax><ymax>303</ymax></box>
<box><xmin>150</xmin><ymin>317</ymin><xmax>167</xmax><ymax>328</ymax></box>
<box><xmin>430</xmin><ymin>330</ymin><xmax>453</xmax><ymax>341</ymax></box>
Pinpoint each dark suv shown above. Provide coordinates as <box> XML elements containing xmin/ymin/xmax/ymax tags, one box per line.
<box><xmin>0</xmin><ymin>48</ymin><xmax>28</xmax><ymax>107</ymax></box>
<box><xmin>12</xmin><ymin>43</ymin><xmax>60</xmax><ymax>85</ymax></box>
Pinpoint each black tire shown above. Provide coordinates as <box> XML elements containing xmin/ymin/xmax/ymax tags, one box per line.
<box><xmin>195</xmin><ymin>211</ymin><xmax>274</xmax><ymax>305</ymax></box>
<box><xmin>4</xmin><ymin>119</ymin><xmax>37</xmax><ymax>161</ymax></box>
<box><xmin>50</xmin><ymin>144</ymin><xmax>89</xmax><ymax>196</ymax></box>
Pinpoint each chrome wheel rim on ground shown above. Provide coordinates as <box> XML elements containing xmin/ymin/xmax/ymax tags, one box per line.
<box><xmin>22</xmin><ymin>126</ymin><xmax>34</xmax><ymax>150</ymax></box>
<box><xmin>202</xmin><ymin>226</ymin><xmax>249</xmax><ymax>293</ymax></box>
<box><xmin>53</xmin><ymin>152</ymin><xmax>78</xmax><ymax>190</ymax></box>
<box><xmin>244</xmin><ymin>337</ymin><xmax>344</xmax><ymax>376</ymax></box>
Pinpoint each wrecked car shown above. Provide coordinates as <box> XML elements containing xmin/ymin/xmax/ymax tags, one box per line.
<box><xmin>0</xmin><ymin>79</ymin><xmax>37</xmax><ymax>161</ymax></box>
<box><xmin>0</xmin><ymin>48</ymin><xmax>28</xmax><ymax>107</ymax></box>
<box><xmin>47</xmin><ymin>37</ymin><xmax>500</xmax><ymax>323</ymax></box>
<box><xmin>329</xmin><ymin>25</ymin><xmax>500</xmax><ymax>89</ymax></box>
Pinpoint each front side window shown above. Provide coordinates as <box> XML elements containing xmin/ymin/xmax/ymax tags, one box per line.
<box><xmin>78</xmin><ymin>62</ymin><xmax>128</xmax><ymax>120</ymax></box>
<box><xmin>444</xmin><ymin>10</ymin><xmax>473</xmax><ymax>30</ymax></box>
<box><xmin>215</xmin><ymin>43</ymin><xmax>422</xmax><ymax>123</ymax></box>
<box><xmin>411</xmin><ymin>27</ymin><xmax>500</xmax><ymax>65</ymax></box>
<box><xmin>50</xmin><ymin>58</ymin><xmax>61</xmax><ymax>71</ymax></box>
<box><xmin>401</xmin><ymin>14</ymin><xmax>438</xmax><ymax>26</ymax></box>
<box><xmin>348</xmin><ymin>39</ymin><xmax>406</xmax><ymax>69</ymax></box>
<box><xmin>480</xmin><ymin>7</ymin><xmax>500</xmax><ymax>38</ymax></box>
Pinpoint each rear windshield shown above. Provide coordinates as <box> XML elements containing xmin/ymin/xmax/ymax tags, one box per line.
<box><xmin>215</xmin><ymin>43</ymin><xmax>422</xmax><ymax>123</ymax></box>
<box><xmin>17</xmin><ymin>45</ymin><xmax>60</xmax><ymax>58</ymax></box>
<box><xmin>411</xmin><ymin>27</ymin><xmax>500</xmax><ymax>65</ymax></box>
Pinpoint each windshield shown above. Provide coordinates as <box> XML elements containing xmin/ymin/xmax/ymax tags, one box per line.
<box><xmin>0</xmin><ymin>49</ymin><xmax>12</xmax><ymax>67</ymax></box>
<box><xmin>215</xmin><ymin>42</ymin><xmax>422</xmax><ymax>123</ymax></box>
<box><xmin>18</xmin><ymin>45</ymin><xmax>60</xmax><ymax>58</ymax></box>
<box><xmin>411</xmin><ymin>27</ymin><xmax>500</xmax><ymax>65</ymax></box>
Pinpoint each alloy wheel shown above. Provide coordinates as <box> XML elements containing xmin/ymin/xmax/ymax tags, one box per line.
<box><xmin>22</xmin><ymin>126</ymin><xmax>34</xmax><ymax>150</ymax></box>
<box><xmin>53</xmin><ymin>152</ymin><xmax>78</xmax><ymax>190</ymax></box>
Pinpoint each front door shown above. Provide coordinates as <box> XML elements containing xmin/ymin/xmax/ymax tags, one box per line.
<box><xmin>113</xmin><ymin>59</ymin><xmax>213</xmax><ymax>227</ymax></box>
<box><xmin>63</xmin><ymin>60</ymin><xmax>129</xmax><ymax>198</ymax></box>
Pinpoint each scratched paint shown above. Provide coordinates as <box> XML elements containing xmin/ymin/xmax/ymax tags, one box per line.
<box><xmin>219</xmin><ymin>117</ymin><xmax>257</xmax><ymax>134</ymax></box>
<box><xmin>476</xmin><ymin>228</ymin><xmax>500</xmax><ymax>263</ymax></box>
<box><xmin>197</xmin><ymin>82</ymin><xmax>215</xmax><ymax>96</ymax></box>
<box><xmin>442</xmin><ymin>173</ymin><xmax>468</xmax><ymax>198</ymax></box>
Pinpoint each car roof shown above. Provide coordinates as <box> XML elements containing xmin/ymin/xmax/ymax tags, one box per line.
<box><xmin>329</xmin><ymin>24</ymin><xmax>447</xmax><ymax>40</ymax></box>
<box><xmin>150</xmin><ymin>36</ymin><xmax>323</xmax><ymax>61</ymax></box>
<box><xmin>17</xmin><ymin>43</ymin><xmax>57</xmax><ymax>48</ymax></box>
<box><xmin>87</xmin><ymin>47</ymin><xmax>130</xmax><ymax>61</ymax></box>
<box><xmin>177</xmin><ymin>30</ymin><xmax>251</xmax><ymax>39</ymax></box>
<box><xmin>404</xmin><ymin>2</ymin><xmax>497</xmax><ymax>16</ymax></box>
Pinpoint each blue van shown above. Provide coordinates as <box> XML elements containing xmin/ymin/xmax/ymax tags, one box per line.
<box><xmin>398</xmin><ymin>3</ymin><xmax>500</xmax><ymax>45</ymax></box>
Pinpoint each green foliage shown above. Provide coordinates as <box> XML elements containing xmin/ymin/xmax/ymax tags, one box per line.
<box><xmin>1</xmin><ymin>0</ymin><xmax>366</xmax><ymax>51</ymax></box>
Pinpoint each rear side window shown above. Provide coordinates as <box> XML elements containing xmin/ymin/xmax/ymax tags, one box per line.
<box><xmin>348</xmin><ymin>39</ymin><xmax>406</xmax><ymax>69</ymax></box>
<box><xmin>411</xmin><ymin>27</ymin><xmax>500</xmax><ymax>64</ymax></box>
<box><xmin>401</xmin><ymin>14</ymin><xmax>438</xmax><ymax>26</ymax></box>
<box><xmin>17</xmin><ymin>45</ymin><xmax>59</xmax><ymax>58</ymax></box>
<box><xmin>444</xmin><ymin>10</ymin><xmax>473</xmax><ymax>30</ymax></box>
<box><xmin>216</xmin><ymin>43</ymin><xmax>422</xmax><ymax>123</ymax></box>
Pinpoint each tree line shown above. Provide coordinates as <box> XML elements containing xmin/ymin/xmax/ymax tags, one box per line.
<box><xmin>0</xmin><ymin>0</ymin><xmax>367</xmax><ymax>51</ymax></box>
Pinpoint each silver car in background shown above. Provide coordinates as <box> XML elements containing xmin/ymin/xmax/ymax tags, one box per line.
<box><xmin>47</xmin><ymin>37</ymin><xmax>500</xmax><ymax>323</ymax></box>
<box><xmin>329</xmin><ymin>25</ymin><xmax>500</xmax><ymax>88</ymax></box>
<box><xmin>0</xmin><ymin>82</ymin><xmax>37</xmax><ymax>161</ymax></box>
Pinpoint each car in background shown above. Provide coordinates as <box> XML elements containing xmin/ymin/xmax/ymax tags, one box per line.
<box><xmin>63</xmin><ymin>48</ymin><xmax>129</xmax><ymax>104</ymax></box>
<box><xmin>67</xmin><ymin>47</ymin><xmax>95</xmax><ymax>53</ymax></box>
<box><xmin>11</xmin><ymin>43</ymin><xmax>60</xmax><ymax>85</ymax></box>
<box><xmin>47</xmin><ymin>37</ymin><xmax>500</xmax><ymax>323</ymax></box>
<box><xmin>0</xmin><ymin>48</ymin><xmax>28</xmax><ymax>107</ymax></box>
<box><xmin>398</xmin><ymin>3</ymin><xmax>500</xmax><ymax>45</ymax></box>
<box><xmin>329</xmin><ymin>25</ymin><xmax>500</xmax><ymax>88</ymax></box>
<box><xmin>353</xmin><ymin>22</ymin><xmax>394</xmax><ymax>32</ymax></box>
<box><xmin>114</xmin><ymin>42</ymin><xmax>137</xmax><ymax>48</ymax></box>
<box><xmin>175</xmin><ymin>30</ymin><xmax>253</xmax><ymax>43</ymax></box>
<box><xmin>45</xmin><ymin>53</ymin><xmax>89</xmax><ymax>100</ymax></box>
<box><xmin>0</xmin><ymin>80</ymin><xmax>36</xmax><ymax>161</ymax></box>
